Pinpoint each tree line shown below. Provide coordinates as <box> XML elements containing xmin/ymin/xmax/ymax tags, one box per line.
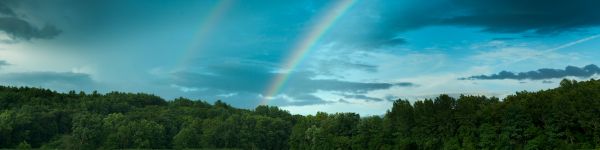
<box><xmin>1</xmin><ymin>79</ymin><xmax>600</xmax><ymax>149</ymax></box>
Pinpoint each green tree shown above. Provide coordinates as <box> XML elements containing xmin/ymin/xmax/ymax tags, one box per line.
<box><xmin>353</xmin><ymin>116</ymin><xmax>383</xmax><ymax>149</ymax></box>
<box><xmin>71</xmin><ymin>113</ymin><xmax>104</xmax><ymax>149</ymax></box>
<box><xmin>16</xmin><ymin>141</ymin><xmax>31</xmax><ymax>149</ymax></box>
<box><xmin>173</xmin><ymin>119</ymin><xmax>203</xmax><ymax>149</ymax></box>
<box><xmin>104</xmin><ymin>119</ymin><xmax>166</xmax><ymax>149</ymax></box>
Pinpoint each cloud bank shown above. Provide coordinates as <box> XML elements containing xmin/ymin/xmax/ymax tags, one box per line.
<box><xmin>0</xmin><ymin>71</ymin><xmax>94</xmax><ymax>88</ymax></box>
<box><xmin>169</xmin><ymin>59</ymin><xmax>413</xmax><ymax>107</ymax></box>
<box><xmin>463</xmin><ymin>64</ymin><xmax>600</xmax><ymax>80</ymax></box>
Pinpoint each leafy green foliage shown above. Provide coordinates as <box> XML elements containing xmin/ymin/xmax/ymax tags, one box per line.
<box><xmin>1</xmin><ymin>79</ymin><xmax>600</xmax><ymax>149</ymax></box>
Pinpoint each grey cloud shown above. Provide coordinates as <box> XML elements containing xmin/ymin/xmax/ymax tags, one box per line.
<box><xmin>462</xmin><ymin>64</ymin><xmax>600</xmax><ymax>80</ymax></box>
<box><xmin>395</xmin><ymin>82</ymin><xmax>416</xmax><ymax>87</ymax></box>
<box><xmin>0</xmin><ymin>2</ymin><xmax>15</xmax><ymax>16</ymax></box>
<box><xmin>170</xmin><ymin>59</ymin><xmax>275</xmax><ymax>94</ymax></box>
<box><xmin>333</xmin><ymin>61</ymin><xmax>379</xmax><ymax>73</ymax></box>
<box><xmin>398</xmin><ymin>93</ymin><xmax>505</xmax><ymax>101</ymax></box>
<box><xmin>384</xmin><ymin>95</ymin><xmax>400</xmax><ymax>102</ymax></box>
<box><xmin>0</xmin><ymin>17</ymin><xmax>61</xmax><ymax>40</ymax></box>
<box><xmin>375</xmin><ymin>38</ymin><xmax>406</xmax><ymax>47</ymax></box>
<box><xmin>284</xmin><ymin>73</ymin><xmax>409</xmax><ymax>95</ymax></box>
<box><xmin>338</xmin><ymin>99</ymin><xmax>351</xmax><ymax>104</ymax></box>
<box><xmin>364</xmin><ymin>0</ymin><xmax>600</xmax><ymax>45</ymax></box>
<box><xmin>542</xmin><ymin>80</ymin><xmax>554</xmax><ymax>84</ymax></box>
<box><xmin>0</xmin><ymin>1</ymin><xmax>61</xmax><ymax>41</ymax></box>
<box><xmin>269</xmin><ymin>94</ymin><xmax>333</xmax><ymax>107</ymax></box>
<box><xmin>0</xmin><ymin>60</ymin><xmax>8</xmax><ymax>68</ymax></box>
<box><xmin>358</xmin><ymin>37</ymin><xmax>407</xmax><ymax>49</ymax></box>
<box><xmin>0</xmin><ymin>71</ymin><xmax>96</xmax><ymax>92</ymax></box>
<box><xmin>170</xmin><ymin>58</ymin><xmax>412</xmax><ymax>106</ymax></box>
<box><xmin>0</xmin><ymin>63</ymin><xmax>106</xmax><ymax>94</ymax></box>
<box><xmin>492</xmin><ymin>37</ymin><xmax>518</xmax><ymax>41</ymax></box>
<box><xmin>181</xmin><ymin>90</ymin><xmax>332</xmax><ymax>109</ymax></box>
<box><xmin>312</xmin><ymin>60</ymin><xmax>379</xmax><ymax>78</ymax></box>
<box><xmin>435</xmin><ymin>0</ymin><xmax>600</xmax><ymax>34</ymax></box>
<box><xmin>340</xmin><ymin>94</ymin><xmax>383</xmax><ymax>102</ymax></box>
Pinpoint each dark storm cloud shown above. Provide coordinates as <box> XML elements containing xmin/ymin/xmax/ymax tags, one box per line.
<box><xmin>0</xmin><ymin>1</ymin><xmax>61</xmax><ymax>40</ymax></box>
<box><xmin>0</xmin><ymin>2</ymin><xmax>15</xmax><ymax>16</ymax></box>
<box><xmin>437</xmin><ymin>0</ymin><xmax>600</xmax><ymax>33</ymax></box>
<box><xmin>365</xmin><ymin>0</ymin><xmax>600</xmax><ymax>44</ymax></box>
<box><xmin>462</xmin><ymin>64</ymin><xmax>600</xmax><ymax>80</ymax></box>
<box><xmin>170</xmin><ymin>58</ymin><xmax>413</xmax><ymax>106</ymax></box>
<box><xmin>0</xmin><ymin>18</ymin><xmax>61</xmax><ymax>40</ymax></box>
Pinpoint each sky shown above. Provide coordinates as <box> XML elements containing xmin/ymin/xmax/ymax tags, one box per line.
<box><xmin>1</xmin><ymin>0</ymin><xmax>600</xmax><ymax>115</ymax></box>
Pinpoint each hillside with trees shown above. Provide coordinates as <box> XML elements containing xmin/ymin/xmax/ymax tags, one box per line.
<box><xmin>1</xmin><ymin>79</ymin><xmax>600</xmax><ymax>149</ymax></box>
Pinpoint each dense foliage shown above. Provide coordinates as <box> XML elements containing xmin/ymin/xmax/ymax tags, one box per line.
<box><xmin>1</xmin><ymin>79</ymin><xmax>600</xmax><ymax>149</ymax></box>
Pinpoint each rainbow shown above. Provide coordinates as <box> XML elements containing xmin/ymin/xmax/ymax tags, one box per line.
<box><xmin>261</xmin><ymin>0</ymin><xmax>357</xmax><ymax>105</ymax></box>
<box><xmin>177</xmin><ymin>0</ymin><xmax>233</xmax><ymax>70</ymax></box>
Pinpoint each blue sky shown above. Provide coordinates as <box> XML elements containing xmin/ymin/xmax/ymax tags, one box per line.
<box><xmin>1</xmin><ymin>0</ymin><xmax>600</xmax><ymax>115</ymax></box>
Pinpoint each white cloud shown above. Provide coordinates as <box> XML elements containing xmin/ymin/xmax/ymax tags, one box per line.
<box><xmin>170</xmin><ymin>84</ymin><xmax>201</xmax><ymax>92</ymax></box>
<box><xmin>277</xmin><ymin>35</ymin><xmax>598</xmax><ymax>116</ymax></box>
<box><xmin>470</xmin><ymin>47</ymin><xmax>574</xmax><ymax>66</ymax></box>
<box><xmin>280</xmin><ymin>100</ymin><xmax>391</xmax><ymax>116</ymax></box>
<box><xmin>306</xmin><ymin>42</ymin><xmax>449</xmax><ymax>82</ymax></box>
<box><xmin>217</xmin><ymin>92</ymin><xmax>238</xmax><ymax>98</ymax></box>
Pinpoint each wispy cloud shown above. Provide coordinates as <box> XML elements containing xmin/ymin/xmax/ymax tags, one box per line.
<box><xmin>170</xmin><ymin>84</ymin><xmax>200</xmax><ymax>93</ymax></box>
<box><xmin>339</xmin><ymin>93</ymin><xmax>383</xmax><ymax>102</ymax></box>
<box><xmin>500</xmin><ymin>35</ymin><xmax>599</xmax><ymax>66</ymax></box>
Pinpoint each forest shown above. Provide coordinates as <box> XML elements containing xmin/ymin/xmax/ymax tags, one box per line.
<box><xmin>1</xmin><ymin>79</ymin><xmax>600</xmax><ymax>149</ymax></box>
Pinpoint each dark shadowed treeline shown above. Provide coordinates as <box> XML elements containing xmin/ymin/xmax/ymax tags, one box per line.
<box><xmin>1</xmin><ymin>79</ymin><xmax>600</xmax><ymax>149</ymax></box>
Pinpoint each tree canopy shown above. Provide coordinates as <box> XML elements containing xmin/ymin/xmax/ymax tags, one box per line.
<box><xmin>1</xmin><ymin>79</ymin><xmax>600</xmax><ymax>149</ymax></box>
